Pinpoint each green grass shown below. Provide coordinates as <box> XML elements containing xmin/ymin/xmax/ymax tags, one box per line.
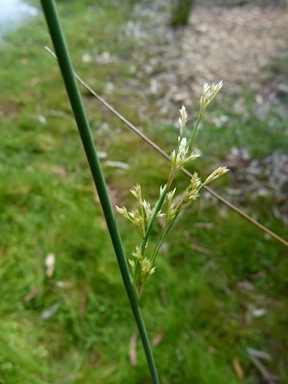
<box><xmin>1</xmin><ymin>1</ymin><xmax>288</xmax><ymax>383</ymax></box>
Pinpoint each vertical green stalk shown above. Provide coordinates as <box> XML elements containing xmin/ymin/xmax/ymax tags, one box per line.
<box><xmin>141</xmin><ymin>185</ymin><xmax>168</xmax><ymax>255</ymax></box>
<box><xmin>187</xmin><ymin>114</ymin><xmax>201</xmax><ymax>147</ymax></box>
<box><xmin>40</xmin><ymin>1</ymin><xmax>159</xmax><ymax>383</ymax></box>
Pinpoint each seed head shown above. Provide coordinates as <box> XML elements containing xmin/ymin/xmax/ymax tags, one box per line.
<box><xmin>130</xmin><ymin>184</ymin><xmax>142</xmax><ymax>203</ymax></box>
<box><xmin>160</xmin><ymin>185</ymin><xmax>166</xmax><ymax>195</ymax></box>
<box><xmin>140</xmin><ymin>257</ymin><xmax>155</xmax><ymax>276</ymax></box>
<box><xmin>132</xmin><ymin>245</ymin><xmax>143</xmax><ymax>260</ymax></box>
<box><xmin>190</xmin><ymin>172</ymin><xmax>201</xmax><ymax>190</ymax></box>
<box><xmin>116</xmin><ymin>205</ymin><xmax>129</xmax><ymax>219</ymax></box>
<box><xmin>200</xmin><ymin>80</ymin><xmax>223</xmax><ymax>114</ymax></box>
<box><xmin>116</xmin><ymin>206</ymin><xmax>145</xmax><ymax>236</ymax></box>
<box><xmin>179</xmin><ymin>105</ymin><xmax>188</xmax><ymax>137</ymax></box>
<box><xmin>170</xmin><ymin>137</ymin><xmax>199</xmax><ymax>170</ymax></box>
<box><xmin>203</xmin><ymin>166</ymin><xmax>229</xmax><ymax>185</ymax></box>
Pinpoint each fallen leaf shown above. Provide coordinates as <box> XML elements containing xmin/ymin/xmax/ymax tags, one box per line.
<box><xmin>247</xmin><ymin>348</ymin><xmax>277</xmax><ymax>382</ymax></box>
<box><xmin>45</xmin><ymin>253</ymin><xmax>55</xmax><ymax>277</ymax></box>
<box><xmin>40</xmin><ymin>301</ymin><xmax>61</xmax><ymax>321</ymax></box>
<box><xmin>237</xmin><ymin>281</ymin><xmax>255</xmax><ymax>291</ymax></box>
<box><xmin>252</xmin><ymin>308</ymin><xmax>266</xmax><ymax>318</ymax></box>
<box><xmin>233</xmin><ymin>357</ymin><xmax>244</xmax><ymax>380</ymax></box>
<box><xmin>151</xmin><ymin>330</ymin><xmax>165</xmax><ymax>347</ymax></box>
<box><xmin>129</xmin><ymin>331</ymin><xmax>138</xmax><ymax>367</ymax></box>
<box><xmin>105</xmin><ymin>160</ymin><xmax>130</xmax><ymax>170</ymax></box>
<box><xmin>80</xmin><ymin>284</ymin><xmax>87</xmax><ymax>318</ymax></box>
<box><xmin>247</xmin><ymin>348</ymin><xmax>272</xmax><ymax>361</ymax></box>
<box><xmin>160</xmin><ymin>283</ymin><xmax>168</xmax><ymax>306</ymax></box>
<box><xmin>24</xmin><ymin>286</ymin><xmax>40</xmax><ymax>302</ymax></box>
<box><xmin>190</xmin><ymin>243</ymin><xmax>212</xmax><ymax>255</ymax></box>
<box><xmin>50</xmin><ymin>167</ymin><xmax>67</xmax><ymax>177</ymax></box>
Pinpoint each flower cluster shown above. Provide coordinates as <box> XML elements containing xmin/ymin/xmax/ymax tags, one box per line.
<box><xmin>178</xmin><ymin>104</ymin><xmax>188</xmax><ymax>137</ymax></box>
<box><xmin>116</xmin><ymin>184</ymin><xmax>164</xmax><ymax>238</ymax></box>
<box><xmin>203</xmin><ymin>166</ymin><xmax>229</xmax><ymax>186</ymax></box>
<box><xmin>170</xmin><ymin>137</ymin><xmax>199</xmax><ymax>171</ymax></box>
<box><xmin>176</xmin><ymin>172</ymin><xmax>201</xmax><ymax>209</ymax></box>
<box><xmin>200</xmin><ymin>80</ymin><xmax>223</xmax><ymax>115</ymax></box>
<box><xmin>116</xmin><ymin>81</ymin><xmax>228</xmax><ymax>299</ymax></box>
<box><xmin>128</xmin><ymin>245</ymin><xmax>156</xmax><ymax>297</ymax></box>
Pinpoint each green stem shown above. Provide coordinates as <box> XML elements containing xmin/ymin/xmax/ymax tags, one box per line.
<box><xmin>40</xmin><ymin>1</ymin><xmax>159</xmax><ymax>383</ymax></box>
<box><xmin>142</xmin><ymin>185</ymin><xmax>168</xmax><ymax>254</ymax></box>
<box><xmin>187</xmin><ymin>113</ymin><xmax>202</xmax><ymax>147</ymax></box>
<box><xmin>151</xmin><ymin>214</ymin><xmax>178</xmax><ymax>264</ymax></box>
<box><xmin>134</xmin><ymin>185</ymin><xmax>168</xmax><ymax>287</ymax></box>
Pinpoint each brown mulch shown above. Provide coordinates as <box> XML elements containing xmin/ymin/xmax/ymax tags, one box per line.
<box><xmin>121</xmin><ymin>1</ymin><xmax>288</xmax><ymax>224</ymax></box>
<box><xmin>128</xmin><ymin>1</ymin><xmax>288</xmax><ymax>113</ymax></box>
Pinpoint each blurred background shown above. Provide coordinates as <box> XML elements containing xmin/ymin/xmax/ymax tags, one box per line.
<box><xmin>0</xmin><ymin>0</ymin><xmax>287</xmax><ymax>383</ymax></box>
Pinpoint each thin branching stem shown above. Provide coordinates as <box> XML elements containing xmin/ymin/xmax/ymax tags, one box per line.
<box><xmin>141</xmin><ymin>185</ymin><xmax>168</xmax><ymax>255</ymax></box>
<box><xmin>151</xmin><ymin>216</ymin><xmax>177</xmax><ymax>264</ymax></box>
<box><xmin>40</xmin><ymin>2</ymin><xmax>160</xmax><ymax>383</ymax></box>
<box><xmin>133</xmin><ymin>185</ymin><xmax>168</xmax><ymax>288</ymax></box>
<box><xmin>187</xmin><ymin>114</ymin><xmax>202</xmax><ymax>147</ymax></box>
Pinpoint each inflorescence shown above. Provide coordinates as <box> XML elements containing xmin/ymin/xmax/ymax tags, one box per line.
<box><xmin>116</xmin><ymin>81</ymin><xmax>228</xmax><ymax>298</ymax></box>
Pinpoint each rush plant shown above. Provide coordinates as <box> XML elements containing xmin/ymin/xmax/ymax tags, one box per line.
<box><xmin>40</xmin><ymin>1</ymin><xmax>227</xmax><ymax>382</ymax></box>
<box><xmin>116</xmin><ymin>84</ymin><xmax>228</xmax><ymax>298</ymax></box>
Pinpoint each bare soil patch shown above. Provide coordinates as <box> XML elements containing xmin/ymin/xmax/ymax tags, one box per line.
<box><xmin>125</xmin><ymin>2</ymin><xmax>288</xmax><ymax>225</ymax></box>
<box><xmin>131</xmin><ymin>1</ymin><xmax>288</xmax><ymax>113</ymax></box>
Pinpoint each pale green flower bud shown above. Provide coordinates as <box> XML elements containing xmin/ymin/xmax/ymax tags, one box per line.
<box><xmin>160</xmin><ymin>185</ymin><xmax>166</xmax><ymax>195</ymax></box>
<box><xmin>170</xmin><ymin>137</ymin><xmax>200</xmax><ymax>171</ymax></box>
<box><xmin>190</xmin><ymin>172</ymin><xmax>201</xmax><ymax>189</ymax></box>
<box><xmin>130</xmin><ymin>184</ymin><xmax>142</xmax><ymax>203</ymax></box>
<box><xmin>116</xmin><ymin>206</ymin><xmax>145</xmax><ymax>237</ymax></box>
<box><xmin>179</xmin><ymin>105</ymin><xmax>188</xmax><ymax>137</ymax></box>
<box><xmin>165</xmin><ymin>188</ymin><xmax>177</xmax><ymax>205</ymax></box>
<box><xmin>200</xmin><ymin>80</ymin><xmax>223</xmax><ymax>114</ymax></box>
<box><xmin>140</xmin><ymin>258</ymin><xmax>156</xmax><ymax>278</ymax></box>
<box><xmin>177</xmin><ymin>137</ymin><xmax>189</xmax><ymax>161</ymax></box>
<box><xmin>142</xmin><ymin>199</ymin><xmax>153</xmax><ymax>221</ymax></box>
<box><xmin>165</xmin><ymin>205</ymin><xmax>177</xmax><ymax>224</ymax></box>
<box><xmin>180</xmin><ymin>189</ymin><xmax>199</xmax><ymax>206</ymax></box>
<box><xmin>203</xmin><ymin>166</ymin><xmax>229</xmax><ymax>185</ymax></box>
<box><xmin>186</xmin><ymin>189</ymin><xmax>199</xmax><ymax>201</ymax></box>
<box><xmin>115</xmin><ymin>206</ymin><xmax>129</xmax><ymax>219</ymax></box>
<box><xmin>140</xmin><ymin>257</ymin><xmax>153</xmax><ymax>275</ymax></box>
<box><xmin>185</xmin><ymin>152</ymin><xmax>200</xmax><ymax>164</ymax></box>
<box><xmin>132</xmin><ymin>245</ymin><xmax>143</xmax><ymax>260</ymax></box>
<box><xmin>170</xmin><ymin>149</ymin><xmax>177</xmax><ymax>164</ymax></box>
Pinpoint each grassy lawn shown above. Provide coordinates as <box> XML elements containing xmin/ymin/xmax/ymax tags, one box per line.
<box><xmin>1</xmin><ymin>1</ymin><xmax>287</xmax><ymax>383</ymax></box>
